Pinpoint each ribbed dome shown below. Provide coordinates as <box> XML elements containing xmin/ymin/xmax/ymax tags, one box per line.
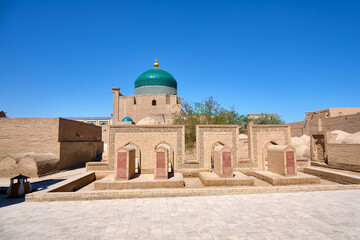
<box><xmin>134</xmin><ymin>60</ymin><xmax>177</xmax><ymax>95</ymax></box>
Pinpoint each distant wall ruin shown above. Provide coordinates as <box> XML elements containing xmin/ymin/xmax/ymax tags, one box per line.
<box><xmin>0</xmin><ymin>118</ymin><xmax>103</xmax><ymax>177</ymax></box>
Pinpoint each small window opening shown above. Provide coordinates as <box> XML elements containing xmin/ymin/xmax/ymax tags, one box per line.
<box><xmin>152</xmin><ymin>100</ymin><xmax>156</xmax><ymax>106</ymax></box>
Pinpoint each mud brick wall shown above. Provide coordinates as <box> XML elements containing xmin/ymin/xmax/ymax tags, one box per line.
<box><xmin>327</xmin><ymin>143</ymin><xmax>360</xmax><ymax>172</ymax></box>
<box><xmin>0</xmin><ymin>118</ymin><xmax>60</xmax><ymax>159</ymax></box>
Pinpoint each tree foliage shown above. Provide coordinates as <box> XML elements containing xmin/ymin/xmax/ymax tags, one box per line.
<box><xmin>173</xmin><ymin>97</ymin><xmax>249</xmax><ymax>151</ymax></box>
<box><xmin>250</xmin><ymin>113</ymin><xmax>285</xmax><ymax>125</ymax></box>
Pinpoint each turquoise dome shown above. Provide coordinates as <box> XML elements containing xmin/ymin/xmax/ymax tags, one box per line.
<box><xmin>134</xmin><ymin>60</ymin><xmax>177</xmax><ymax>95</ymax></box>
<box><xmin>121</xmin><ymin>116</ymin><xmax>133</xmax><ymax>122</ymax></box>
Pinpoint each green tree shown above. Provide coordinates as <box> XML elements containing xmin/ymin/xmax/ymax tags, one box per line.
<box><xmin>250</xmin><ymin>113</ymin><xmax>285</xmax><ymax>125</ymax></box>
<box><xmin>173</xmin><ymin>97</ymin><xmax>249</xmax><ymax>151</ymax></box>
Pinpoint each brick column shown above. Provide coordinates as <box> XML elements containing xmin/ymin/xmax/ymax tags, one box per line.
<box><xmin>112</xmin><ymin>87</ymin><xmax>120</xmax><ymax>125</ymax></box>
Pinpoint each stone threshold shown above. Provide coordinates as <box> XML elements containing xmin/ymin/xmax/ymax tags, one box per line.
<box><xmin>25</xmin><ymin>183</ymin><xmax>360</xmax><ymax>202</ymax></box>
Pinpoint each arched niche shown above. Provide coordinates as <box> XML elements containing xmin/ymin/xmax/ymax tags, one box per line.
<box><xmin>124</xmin><ymin>142</ymin><xmax>141</xmax><ymax>174</ymax></box>
<box><xmin>155</xmin><ymin>141</ymin><xmax>173</xmax><ymax>173</ymax></box>
<box><xmin>315</xmin><ymin>139</ymin><xmax>325</xmax><ymax>161</ymax></box>
<box><xmin>210</xmin><ymin>141</ymin><xmax>226</xmax><ymax>172</ymax></box>
<box><xmin>262</xmin><ymin>140</ymin><xmax>278</xmax><ymax>171</ymax></box>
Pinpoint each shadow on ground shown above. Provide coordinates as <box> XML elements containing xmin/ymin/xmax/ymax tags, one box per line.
<box><xmin>0</xmin><ymin>179</ymin><xmax>64</xmax><ymax>208</ymax></box>
<box><xmin>31</xmin><ymin>179</ymin><xmax>65</xmax><ymax>191</ymax></box>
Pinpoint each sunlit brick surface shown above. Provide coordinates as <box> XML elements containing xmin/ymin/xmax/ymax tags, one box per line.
<box><xmin>1</xmin><ymin>190</ymin><xmax>360</xmax><ymax>239</ymax></box>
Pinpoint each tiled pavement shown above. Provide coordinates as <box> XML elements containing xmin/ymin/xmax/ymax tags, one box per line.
<box><xmin>1</xmin><ymin>190</ymin><xmax>360</xmax><ymax>240</ymax></box>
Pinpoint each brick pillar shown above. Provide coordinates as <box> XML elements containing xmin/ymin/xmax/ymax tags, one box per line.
<box><xmin>112</xmin><ymin>87</ymin><xmax>120</xmax><ymax>125</ymax></box>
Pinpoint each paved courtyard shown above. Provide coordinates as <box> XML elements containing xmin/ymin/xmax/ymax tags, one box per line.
<box><xmin>1</xmin><ymin>190</ymin><xmax>360</xmax><ymax>240</ymax></box>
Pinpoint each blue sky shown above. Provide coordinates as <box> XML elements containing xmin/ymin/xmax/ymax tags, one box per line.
<box><xmin>1</xmin><ymin>0</ymin><xmax>359</xmax><ymax>123</ymax></box>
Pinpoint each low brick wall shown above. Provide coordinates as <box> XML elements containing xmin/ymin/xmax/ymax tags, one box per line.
<box><xmin>327</xmin><ymin>143</ymin><xmax>360</xmax><ymax>172</ymax></box>
<box><xmin>296</xmin><ymin>158</ymin><xmax>310</xmax><ymax>171</ymax></box>
<box><xmin>40</xmin><ymin>172</ymin><xmax>95</xmax><ymax>193</ymax></box>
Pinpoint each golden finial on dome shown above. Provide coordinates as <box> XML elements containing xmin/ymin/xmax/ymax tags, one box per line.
<box><xmin>154</xmin><ymin>59</ymin><xmax>159</xmax><ymax>67</ymax></box>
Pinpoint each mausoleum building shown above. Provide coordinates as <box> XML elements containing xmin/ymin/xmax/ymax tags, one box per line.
<box><xmin>112</xmin><ymin>60</ymin><xmax>181</xmax><ymax>125</ymax></box>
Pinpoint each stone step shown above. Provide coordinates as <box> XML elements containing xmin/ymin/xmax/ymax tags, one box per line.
<box><xmin>26</xmin><ymin>184</ymin><xmax>360</xmax><ymax>202</ymax></box>
<box><xmin>311</xmin><ymin>161</ymin><xmax>329</xmax><ymax>168</ymax></box>
<box><xmin>304</xmin><ymin>167</ymin><xmax>360</xmax><ymax>184</ymax></box>
<box><xmin>199</xmin><ymin>171</ymin><xmax>255</xmax><ymax>186</ymax></box>
<box><xmin>251</xmin><ymin>171</ymin><xmax>320</xmax><ymax>186</ymax></box>
<box><xmin>93</xmin><ymin>173</ymin><xmax>185</xmax><ymax>190</ymax></box>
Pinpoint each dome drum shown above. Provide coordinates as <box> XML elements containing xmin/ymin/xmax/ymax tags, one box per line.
<box><xmin>135</xmin><ymin>86</ymin><xmax>177</xmax><ymax>95</ymax></box>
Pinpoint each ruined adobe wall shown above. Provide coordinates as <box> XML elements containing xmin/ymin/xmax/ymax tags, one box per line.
<box><xmin>288</xmin><ymin>121</ymin><xmax>304</xmax><ymax>137</ymax></box>
<box><xmin>59</xmin><ymin>141</ymin><xmax>103</xmax><ymax>169</ymax></box>
<box><xmin>327</xmin><ymin>143</ymin><xmax>360</xmax><ymax>172</ymax></box>
<box><xmin>0</xmin><ymin>118</ymin><xmax>103</xmax><ymax>177</ymax></box>
<box><xmin>328</xmin><ymin>108</ymin><xmax>360</xmax><ymax>117</ymax></box>
<box><xmin>319</xmin><ymin>113</ymin><xmax>360</xmax><ymax>133</ymax></box>
<box><xmin>58</xmin><ymin>118</ymin><xmax>102</xmax><ymax>141</ymax></box>
<box><xmin>302</xmin><ymin>119</ymin><xmax>321</xmax><ymax>136</ymax></box>
<box><xmin>301</xmin><ymin>113</ymin><xmax>360</xmax><ymax>136</ymax></box>
<box><xmin>58</xmin><ymin>118</ymin><xmax>103</xmax><ymax>169</ymax></box>
<box><xmin>0</xmin><ymin>118</ymin><xmax>60</xmax><ymax>159</ymax></box>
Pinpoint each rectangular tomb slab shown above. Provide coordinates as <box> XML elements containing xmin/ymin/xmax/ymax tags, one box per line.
<box><xmin>94</xmin><ymin>173</ymin><xmax>185</xmax><ymax>190</ymax></box>
<box><xmin>286</xmin><ymin>151</ymin><xmax>295</xmax><ymax>175</ymax></box>
<box><xmin>117</xmin><ymin>152</ymin><xmax>127</xmax><ymax>179</ymax></box>
<box><xmin>115</xmin><ymin>146</ymin><xmax>136</xmax><ymax>180</ymax></box>
<box><xmin>155</xmin><ymin>152</ymin><xmax>167</xmax><ymax>179</ymax></box>
<box><xmin>213</xmin><ymin>146</ymin><xmax>233</xmax><ymax>178</ymax></box>
<box><xmin>251</xmin><ymin>171</ymin><xmax>320</xmax><ymax>186</ymax></box>
<box><xmin>222</xmin><ymin>152</ymin><xmax>232</xmax><ymax>177</ymax></box>
<box><xmin>199</xmin><ymin>171</ymin><xmax>255</xmax><ymax>186</ymax></box>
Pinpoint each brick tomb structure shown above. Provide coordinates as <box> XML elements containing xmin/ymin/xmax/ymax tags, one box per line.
<box><xmin>90</xmin><ymin>125</ymin><xmax>185</xmax><ymax>190</ymax></box>
<box><xmin>213</xmin><ymin>145</ymin><xmax>232</xmax><ymax>178</ymax></box>
<box><xmin>251</xmin><ymin>145</ymin><xmax>320</xmax><ymax>185</ymax></box>
<box><xmin>88</xmin><ymin>123</ymin><xmax>321</xmax><ymax>189</ymax></box>
<box><xmin>115</xmin><ymin>145</ymin><xmax>136</xmax><ymax>180</ymax></box>
<box><xmin>267</xmin><ymin>145</ymin><xmax>297</xmax><ymax>176</ymax></box>
<box><xmin>198</xmin><ymin>144</ymin><xmax>254</xmax><ymax>186</ymax></box>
